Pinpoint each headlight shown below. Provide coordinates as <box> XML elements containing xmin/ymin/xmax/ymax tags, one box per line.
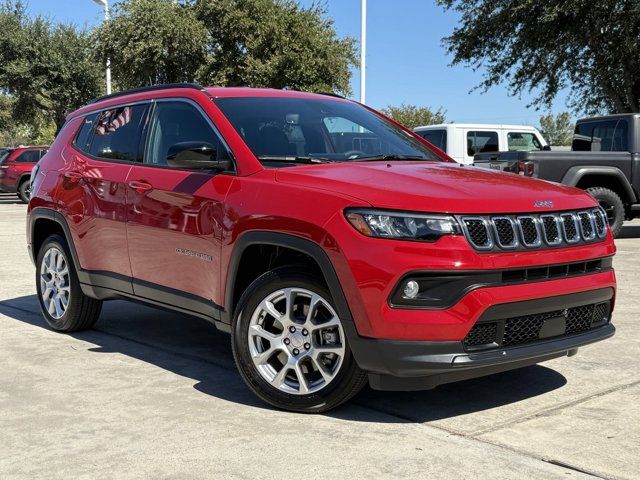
<box><xmin>345</xmin><ymin>209</ymin><xmax>461</xmax><ymax>242</ymax></box>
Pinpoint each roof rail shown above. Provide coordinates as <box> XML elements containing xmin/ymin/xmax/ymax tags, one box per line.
<box><xmin>316</xmin><ymin>91</ymin><xmax>346</xmax><ymax>99</ymax></box>
<box><xmin>89</xmin><ymin>82</ymin><xmax>205</xmax><ymax>104</ymax></box>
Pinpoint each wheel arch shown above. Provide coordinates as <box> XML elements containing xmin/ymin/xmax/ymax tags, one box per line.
<box><xmin>30</xmin><ymin>208</ymin><xmax>82</xmax><ymax>274</ymax></box>
<box><xmin>223</xmin><ymin>232</ymin><xmax>356</xmax><ymax>334</ymax></box>
<box><xmin>17</xmin><ymin>173</ymin><xmax>31</xmax><ymax>186</ymax></box>
<box><xmin>562</xmin><ymin>166</ymin><xmax>637</xmax><ymax>204</ymax></box>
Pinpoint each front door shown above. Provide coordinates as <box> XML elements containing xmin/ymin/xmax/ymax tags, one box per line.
<box><xmin>125</xmin><ymin>99</ymin><xmax>234</xmax><ymax>313</ymax></box>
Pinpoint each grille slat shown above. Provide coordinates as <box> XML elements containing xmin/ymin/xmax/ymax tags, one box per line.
<box><xmin>461</xmin><ymin>209</ymin><xmax>605</xmax><ymax>252</ymax></box>
<box><xmin>464</xmin><ymin>301</ymin><xmax>611</xmax><ymax>350</ymax></box>
<box><xmin>462</xmin><ymin>218</ymin><xmax>492</xmax><ymax>249</ymax></box>
<box><xmin>492</xmin><ymin>217</ymin><xmax>517</xmax><ymax>248</ymax></box>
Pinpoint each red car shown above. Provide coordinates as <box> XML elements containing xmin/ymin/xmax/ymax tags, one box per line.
<box><xmin>0</xmin><ymin>145</ymin><xmax>48</xmax><ymax>203</ymax></box>
<box><xmin>27</xmin><ymin>84</ymin><xmax>616</xmax><ymax>412</ymax></box>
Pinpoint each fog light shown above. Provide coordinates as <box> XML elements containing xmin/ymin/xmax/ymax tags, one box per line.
<box><xmin>403</xmin><ymin>280</ymin><xmax>419</xmax><ymax>299</ymax></box>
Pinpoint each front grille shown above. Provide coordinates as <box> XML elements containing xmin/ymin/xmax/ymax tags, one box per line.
<box><xmin>561</xmin><ymin>213</ymin><xmax>579</xmax><ymax>242</ymax></box>
<box><xmin>593</xmin><ymin>209</ymin><xmax>607</xmax><ymax>237</ymax></box>
<box><xmin>517</xmin><ymin>216</ymin><xmax>541</xmax><ymax>246</ymax></box>
<box><xmin>460</xmin><ymin>208</ymin><xmax>607</xmax><ymax>252</ymax></box>
<box><xmin>492</xmin><ymin>217</ymin><xmax>516</xmax><ymax>248</ymax></box>
<box><xmin>463</xmin><ymin>301</ymin><xmax>611</xmax><ymax>350</ymax></box>
<box><xmin>463</xmin><ymin>322</ymin><xmax>497</xmax><ymax>347</ymax></box>
<box><xmin>578</xmin><ymin>212</ymin><xmax>595</xmax><ymax>240</ymax></box>
<box><xmin>462</xmin><ymin>218</ymin><xmax>491</xmax><ymax>249</ymax></box>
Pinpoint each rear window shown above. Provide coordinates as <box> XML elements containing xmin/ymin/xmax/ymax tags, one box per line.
<box><xmin>15</xmin><ymin>149</ymin><xmax>42</xmax><ymax>163</ymax></box>
<box><xmin>0</xmin><ymin>149</ymin><xmax>12</xmax><ymax>164</ymax></box>
<box><xmin>572</xmin><ymin>119</ymin><xmax>628</xmax><ymax>152</ymax></box>
<box><xmin>507</xmin><ymin>132</ymin><xmax>543</xmax><ymax>151</ymax></box>
<box><xmin>75</xmin><ymin>105</ymin><xmax>148</xmax><ymax>161</ymax></box>
<box><xmin>467</xmin><ymin>131</ymin><xmax>499</xmax><ymax>156</ymax></box>
<box><xmin>73</xmin><ymin>113</ymin><xmax>99</xmax><ymax>152</ymax></box>
<box><xmin>419</xmin><ymin>129</ymin><xmax>447</xmax><ymax>151</ymax></box>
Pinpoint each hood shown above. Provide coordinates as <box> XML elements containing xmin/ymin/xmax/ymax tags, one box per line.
<box><xmin>275</xmin><ymin>161</ymin><xmax>597</xmax><ymax>214</ymax></box>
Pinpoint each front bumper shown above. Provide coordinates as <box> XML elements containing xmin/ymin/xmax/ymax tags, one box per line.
<box><xmin>348</xmin><ymin>288</ymin><xmax>615</xmax><ymax>390</ymax></box>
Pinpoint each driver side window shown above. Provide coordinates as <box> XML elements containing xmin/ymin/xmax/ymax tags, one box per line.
<box><xmin>144</xmin><ymin>101</ymin><xmax>231</xmax><ymax>167</ymax></box>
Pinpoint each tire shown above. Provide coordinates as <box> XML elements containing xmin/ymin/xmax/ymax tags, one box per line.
<box><xmin>36</xmin><ymin>234</ymin><xmax>102</xmax><ymax>332</ymax></box>
<box><xmin>586</xmin><ymin>187</ymin><xmax>624</xmax><ymax>237</ymax></box>
<box><xmin>231</xmin><ymin>267</ymin><xmax>367</xmax><ymax>413</ymax></box>
<box><xmin>17</xmin><ymin>178</ymin><xmax>30</xmax><ymax>204</ymax></box>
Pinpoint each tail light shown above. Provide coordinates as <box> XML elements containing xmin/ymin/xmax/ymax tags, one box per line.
<box><xmin>518</xmin><ymin>161</ymin><xmax>534</xmax><ymax>176</ymax></box>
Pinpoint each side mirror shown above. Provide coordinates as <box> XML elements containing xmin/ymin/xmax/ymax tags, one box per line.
<box><xmin>542</xmin><ymin>145</ymin><xmax>551</xmax><ymax>151</ymax></box>
<box><xmin>166</xmin><ymin>142</ymin><xmax>232</xmax><ymax>171</ymax></box>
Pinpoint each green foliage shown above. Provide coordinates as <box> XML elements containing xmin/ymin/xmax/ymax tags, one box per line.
<box><xmin>93</xmin><ymin>0</ymin><xmax>208</xmax><ymax>88</ymax></box>
<box><xmin>437</xmin><ymin>0</ymin><xmax>640</xmax><ymax>114</ymax></box>
<box><xmin>381</xmin><ymin>104</ymin><xmax>446</xmax><ymax>129</ymax></box>
<box><xmin>1</xmin><ymin>0</ymin><xmax>357</xmax><ymax>141</ymax></box>
<box><xmin>0</xmin><ymin>1</ymin><xmax>103</xmax><ymax>133</ymax></box>
<box><xmin>539</xmin><ymin>112</ymin><xmax>574</xmax><ymax>146</ymax></box>
<box><xmin>193</xmin><ymin>0</ymin><xmax>357</xmax><ymax>96</ymax></box>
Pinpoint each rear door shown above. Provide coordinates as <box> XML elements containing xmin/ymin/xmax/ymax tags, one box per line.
<box><xmin>125</xmin><ymin>98</ymin><xmax>234</xmax><ymax>312</ymax></box>
<box><xmin>60</xmin><ymin>103</ymin><xmax>149</xmax><ymax>286</ymax></box>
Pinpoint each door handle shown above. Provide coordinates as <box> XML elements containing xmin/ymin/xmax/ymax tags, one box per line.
<box><xmin>64</xmin><ymin>171</ymin><xmax>83</xmax><ymax>183</ymax></box>
<box><xmin>128</xmin><ymin>180</ymin><xmax>153</xmax><ymax>193</ymax></box>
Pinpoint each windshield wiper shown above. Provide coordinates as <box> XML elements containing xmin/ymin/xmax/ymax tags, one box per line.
<box><xmin>350</xmin><ymin>154</ymin><xmax>427</xmax><ymax>162</ymax></box>
<box><xmin>258</xmin><ymin>155</ymin><xmax>331</xmax><ymax>164</ymax></box>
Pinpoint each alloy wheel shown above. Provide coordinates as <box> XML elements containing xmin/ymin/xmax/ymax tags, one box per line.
<box><xmin>39</xmin><ymin>247</ymin><xmax>70</xmax><ymax>319</ymax></box>
<box><xmin>248</xmin><ymin>287</ymin><xmax>346</xmax><ymax>395</ymax></box>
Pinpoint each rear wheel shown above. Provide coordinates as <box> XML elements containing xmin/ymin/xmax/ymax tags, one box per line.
<box><xmin>36</xmin><ymin>235</ymin><xmax>102</xmax><ymax>332</ymax></box>
<box><xmin>586</xmin><ymin>187</ymin><xmax>624</xmax><ymax>237</ymax></box>
<box><xmin>17</xmin><ymin>179</ymin><xmax>30</xmax><ymax>203</ymax></box>
<box><xmin>232</xmin><ymin>268</ymin><xmax>367</xmax><ymax>413</ymax></box>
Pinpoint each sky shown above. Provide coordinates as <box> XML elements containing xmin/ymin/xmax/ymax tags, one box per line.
<box><xmin>25</xmin><ymin>0</ymin><xmax>569</xmax><ymax>126</ymax></box>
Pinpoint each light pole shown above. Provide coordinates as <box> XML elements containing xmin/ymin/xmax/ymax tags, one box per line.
<box><xmin>92</xmin><ymin>0</ymin><xmax>112</xmax><ymax>95</ymax></box>
<box><xmin>360</xmin><ymin>0</ymin><xmax>366</xmax><ymax>104</ymax></box>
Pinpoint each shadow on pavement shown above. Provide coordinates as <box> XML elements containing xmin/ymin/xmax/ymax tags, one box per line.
<box><xmin>0</xmin><ymin>294</ymin><xmax>567</xmax><ymax>423</ymax></box>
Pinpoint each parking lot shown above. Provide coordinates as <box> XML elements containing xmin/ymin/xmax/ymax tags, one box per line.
<box><xmin>0</xmin><ymin>193</ymin><xmax>638</xmax><ymax>480</ymax></box>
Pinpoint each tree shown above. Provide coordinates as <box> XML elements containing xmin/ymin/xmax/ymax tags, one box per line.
<box><xmin>193</xmin><ymin>0</ymin><xmax>357</xmax><ymax>96</ymax></box>
<box><xmin>539</xmin><ymin>112</ymin><xmax>574</xmax><ymax>146</ymax></box>
<box><xmin>93</xmin><ymin>0</ymin><xmax>208</xmax><ymax>88</ymax></box>
<box><xmin>0</xmin><ymin>1</ymin><xmax>103</xmax><ymax>133</ymax></box>
<box><xmin>437</xmin><ymin>0</ymin><xmax>640</xmax><ymax>115</ymax></box>
<box><xmin>381</xmin><ymin>104</ymin><xmax>446</xmax><ymax>129</ymax></box>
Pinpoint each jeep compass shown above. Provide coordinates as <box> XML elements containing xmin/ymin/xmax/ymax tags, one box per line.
<box><xmin>27</xmin><ymin>84</ymin><xmax>616</xmax><ymax>412</ymax></box>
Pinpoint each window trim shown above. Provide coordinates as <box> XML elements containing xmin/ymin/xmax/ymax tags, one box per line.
<box><xmin>139</xmin><ymin>97</ymin><xmax>236</xmax><ymax>174</ymax></box>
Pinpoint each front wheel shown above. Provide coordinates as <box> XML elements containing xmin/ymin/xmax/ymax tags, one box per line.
<box><xmin>231</xmin><ymin>268</ymin><xmax>367</xmax><ymax>413</ymax></box>
<box><xmin>586</xmin><ymin>187</ymin><xmax>624</xmax><ymax>237</ymax></box>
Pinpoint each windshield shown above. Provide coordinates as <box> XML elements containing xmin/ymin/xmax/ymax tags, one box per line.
<box><xmin>214</xmin><ymin>97</ymin><xmax>444</xmax><ymax>164</ymax></box>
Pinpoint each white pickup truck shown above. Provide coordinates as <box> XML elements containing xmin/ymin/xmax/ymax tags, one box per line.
<box><xmin>414</xmin><ymin>123</ymin><xmax>549</xmax><ymax>164</ymax></box>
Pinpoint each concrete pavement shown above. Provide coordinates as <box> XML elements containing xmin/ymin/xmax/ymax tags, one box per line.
<box><xmin>0</xmin><ymin>193</ymin><xmax>638</xmax><ymax>479</ymax></box>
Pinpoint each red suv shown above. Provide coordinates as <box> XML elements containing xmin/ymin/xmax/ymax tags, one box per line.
<box><xmin>27</xmin><ymin>84</ymin><xmax>617</xmax><ymax>412</ymax></box>
<box><xmin>0</xmin><ymin>145</ymin><xmax>48</xmax><ymax>203</ymax></box>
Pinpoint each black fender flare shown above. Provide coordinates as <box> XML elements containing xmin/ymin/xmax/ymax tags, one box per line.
<box><xmin>223</xmin><ymin>231</ymin><xmax>360</xmax><ymax>337</ymax></box>
<box><xmin>561</xmin><ymin>166</ymin><xmax>637</xmax><ymax>203</ymax></box>
<box><xmin>29</xmin><ymin>208</ymin><xmax>83</xmax><ymax>271</ymax></box>
<box><xmin>17</xmin><ymin>173</ymin><xmax>31</xmax><ymax>188</ymax></box>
